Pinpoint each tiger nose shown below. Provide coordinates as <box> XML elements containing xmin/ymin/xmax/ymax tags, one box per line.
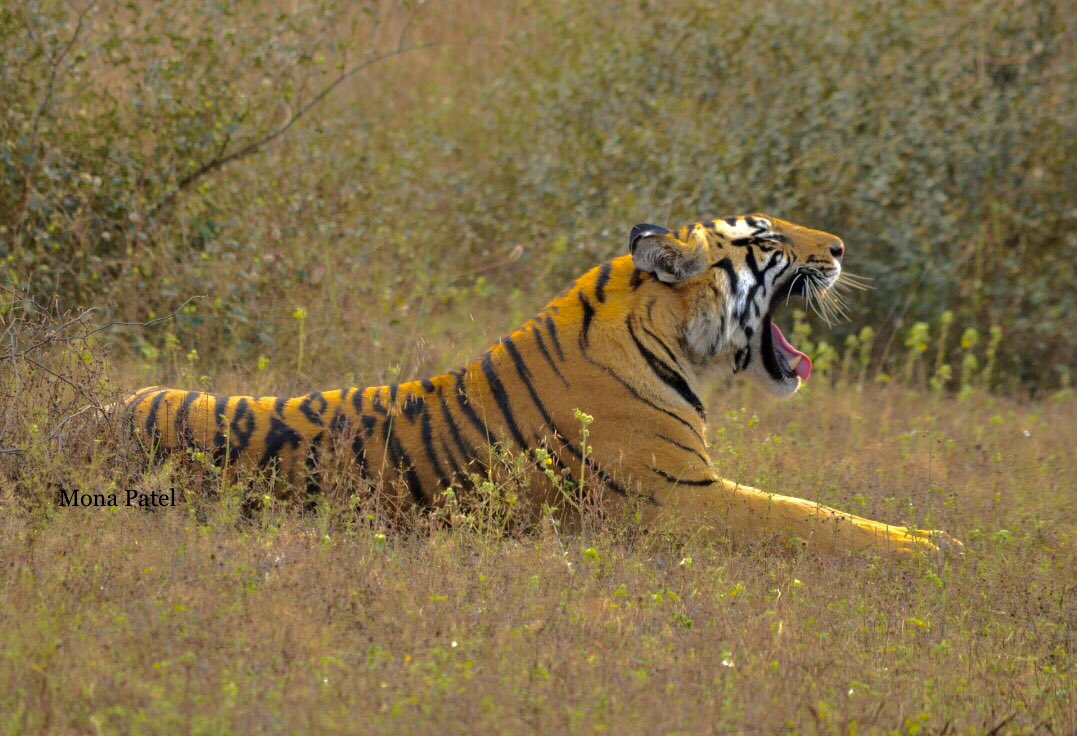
<box><xmin>829</xmin><ymin>240</ymin><xmax>845</xmax><ymax>260</ymax></box>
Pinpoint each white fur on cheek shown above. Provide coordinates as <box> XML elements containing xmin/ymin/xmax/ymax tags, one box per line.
<box><xmin>684</xmin><ymin>278</ymin><xmax>738</xmax><ymax>361</ymax></box>
<box><xmin>685</xmin><ymin>309</ymin><xmax>722</xmax><ymax>359</ymax></box>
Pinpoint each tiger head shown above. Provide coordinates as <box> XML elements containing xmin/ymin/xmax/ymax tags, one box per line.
<box><xmin>629</xmin><ymin>214</ymin><xmax>846</xmax><ymax>397</ymax></box>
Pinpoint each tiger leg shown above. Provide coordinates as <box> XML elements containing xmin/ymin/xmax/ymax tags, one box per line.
<box><xmin>648</xmin><ymin>474</ymin><xmax>962</xmax><ymax>556</ymax></box>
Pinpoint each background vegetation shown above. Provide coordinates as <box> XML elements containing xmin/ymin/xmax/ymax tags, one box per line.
<box><xmin>1</xmin><ymin>0</ymin><xmax>1074</xmax><ymax>732</ymax></box>
<box><xmin>2</xmin><ymin>0</ymin><xmax>1074</xmax><ymax>393</ymax></box>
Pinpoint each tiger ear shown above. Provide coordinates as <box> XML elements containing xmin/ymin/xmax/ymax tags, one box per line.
<box><xmin>629</xmin><ymin>224</ymin><xmax>707</xmax><ymax>284</ymax></box>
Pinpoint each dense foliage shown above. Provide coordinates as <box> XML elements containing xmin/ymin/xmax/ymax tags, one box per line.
<box><xmin>1</xmin><ymin>0</ymin><xmax>1073</xmax><ymax>391</ymax></box>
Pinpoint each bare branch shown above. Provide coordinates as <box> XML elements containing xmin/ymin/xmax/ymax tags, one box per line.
<box><xmin>149</xmin><ymin>39</ymin><xmax>436</xmax><ymax>217</ymax></box>
<box><xmin>84</xmin><ymin>295</ymin><xmax>207</xmax><ymax>335</ymax></box>
<box><xmin>0</xmin><ymin>295</ymin><xmax>205</xmax><ymax>362</ymax></box>
<box><xmin>20</xmin><ymin>2</ymin><xmax>97</xmax><ymax>220</ymax></box>
<box><xmin>30</xmin><ymin>2</ymin><xmax>96</xmax><ymax>142</ymax></box>
<box><xmin>0</xmin><ymin>309</ymin><xmax>96</xmax><ymax>361</ymax></box>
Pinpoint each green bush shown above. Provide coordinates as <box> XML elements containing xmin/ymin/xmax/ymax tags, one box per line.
<box><xmin>483</xmin><ymin>1</ymin><xmax>1075</xmax><ymax>390</ymax></box>
<box><xmin>0</xmin><ymin>0</ymin><xmax>1073</xmax><ymax>391</ymax></box>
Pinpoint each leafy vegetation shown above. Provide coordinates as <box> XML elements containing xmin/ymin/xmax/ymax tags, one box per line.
<box><xmin>1</xmin><ymin>0</ymin><xmax>1073</xmax><ymax>390</ymax></box>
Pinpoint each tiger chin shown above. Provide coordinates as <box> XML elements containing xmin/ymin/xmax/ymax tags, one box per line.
<box><xmin>120</xmin><ymin>214</ymin><xmax>962</xmax><ymax>558</ymax></box>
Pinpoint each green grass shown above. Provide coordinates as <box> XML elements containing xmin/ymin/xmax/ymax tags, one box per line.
<box><xmin>2</xmin><ymin>382</ymin><xmax>1072</xmax><ymax>734</ymax></box>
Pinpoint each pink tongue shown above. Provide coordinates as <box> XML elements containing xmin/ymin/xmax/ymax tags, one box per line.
<box><xmin>770</xmin><ymin>323</ymin><xmax>812</xmax><ymax>380</ymax></box>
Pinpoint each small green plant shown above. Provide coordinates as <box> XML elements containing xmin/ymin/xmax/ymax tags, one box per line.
<box><xmin>982</xmin><ymin>325</ymin><xmax>1004</xmax><ymax>389</ymax></box>
<box><xmin>902</xmin><ymin>321</ymin><xmax>931</xmax><ymax>385</ymax></box>
<box><xmin>856</xmin><ymin>326</ymin><xmax>876</xmax><ymax>387</ymax></box>
<box><xmin>293</xmin><ymin>307</ymin><xmax>308</xmax><ymax>376</ymax></box>
<box><xmin>930</xmin><ymin>310</ymin><xmax>954</xmax><ymax>392</ymax></box>
<box><xmin>573</xmin><ymin>408</ymin><xmax>595</xmax><ymax>500</ymax></box>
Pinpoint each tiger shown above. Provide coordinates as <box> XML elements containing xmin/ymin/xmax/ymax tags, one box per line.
<box><xmin>120</xmin><ymin>214</ymin><xmax>961</xmax><ymax>556</ymax></box>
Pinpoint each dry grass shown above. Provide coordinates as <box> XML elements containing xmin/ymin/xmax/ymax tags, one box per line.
<box><xmin>1</xmin><ymin>376</ymin><xmax>1073</xmax><ymax>734</ymax></box>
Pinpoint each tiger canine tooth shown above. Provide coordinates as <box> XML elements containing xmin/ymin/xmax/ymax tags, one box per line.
<box><xmin>788</xmin><ymin>355</ymin><xmax>802</xmax><ymax>370</ymax></box>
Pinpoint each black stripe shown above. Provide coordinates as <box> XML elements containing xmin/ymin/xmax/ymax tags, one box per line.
<box><xmin>594</xmin><ymin>261</ymin><xmax>613</xmax><ymax>303</ymax></box>
<box><xmin>734</xmin><ymin>347</ymin><xmax>751</xmax><ymax>372</ymax></box>
<box><xmin>329</xmin><ymin>405</ymin><xmax>348</xmax><ymax>433</ymax></box>
<box><xmin>730</xmin><ymin>236</ymin><xmax>762</xmax><ymax>247</ymax></box>
<box><xmin>421</xmin><ymin>378</ymin><xmax>435</xmax><ymax>393</ymax></box>
<box><xmin>712</xmin><ymin>258</ymin><xmax>739</xmax><ymax>293</ymax></box>
<box><xmin>121</xmin><ymin>388</ymin><xmax>156</xmax><ymax>438</ymax></box>
<box><xmin>259</xmin><ymin>416</ymin><xmax>302</xmax><ymax>466</ymax></box>
<box><xmin>744</xmin><ymin>247</ymin><xmax>766</xmax><ymax>280</ymax></box>
<box><xmin>351</xmin><ymin>424</ymin><xmax>368</xmax><ymax>476</ymax></box>
<box><xmin>419</xmin><ymin>400</ymin><xmax>448</xmax><ymax>486</ymax></box>
<box><xmin>402</xmin><ymin>392</ymin><xmax>425</xmax><ymax>423</ymax></box>
<box><xmin>656</xmin><ymin>434</ymin><xmax>709</xmax><ymax>465</ymax></box>
<box><xmin>543</xmin><ymin>314</ymin><xmax>564</xmax><ymax>360</ymax></box>
<box><xmin>451</xmin><ymin>369</ymin><xmax>488</xmax><ymax>439</ymax></box>
<box><xmin>501</xmin><ymin>338</ymin><xmax>640</xmax><ymax>501</ymax></box>
<box><xmin>175</xmin><ymin>390</ymin><xmax>201</xmax><ymax>447</ymax></box>
<box><xmin>500</xmin><ymin>336</ymin><xmax>553</xmax><ymax>431</ymax></box>
<box><xmin>385</xmin><ymin>425</ymin><xmax>428</xmax><ymax>509</ymax></box>
<box><xmin>388</xmin><ymin>383</ymin><xmax>399</xmax><ymax>406</ymax></box>
<box><xmin>438</xmin><ymin>386</ymin><xmax>476</xmax><ymax>463</ymax></box>
<box><xmin>480</xmin><ymin>351</ymin><xmax>528</xmax><ymax>448</ymax></box>
<box><xmin>438</xmin><ymin>437</ymin><xmax>464</xmax><ymax>483</ymax></box>
<box><xmin>125</xmin><ymin>386</ymin><xmax>162</xmax><ymax>411</ymax></box>
<box><xmin>578</xmin><ymin>291</ymin><xmax>596</xmax><ymax>348</ymax></box>
<box><xmin>739</xmin><ymin>249</ymin><xmax>767</xmax><ymax>323</ymax></box>
<box><xmin>576</xmin><ymin>350</ymin><xmax>705</xmax><ymax>445</ymax></box>
<box><xmin>211</xmin><ymin>394</ymin><xmax>230</xmax><ymax>460</ymax></box>
<box><xmin>370</xmin><ymin>389</ymin><xmax>388</xmax><ymax>415</ymax></box>
<box><xmin>769</xmin><ymin>258</ymin><xmax>793</xmax><ymax>290</ymax></box>
<box><xmin>361</xmin><ymin>414</ymin><xmax>377</xmax><ymax>434</ymax></box>
<box><xmin>229</xmin><ymin>397</ymin><xmax>255</xmax><ymax>451</ymax></box>
<box><xmin>629</xmin><ymin>268</ymin><xmax>646</xmax><ymax>289</ymax></box>
<box><xmin>759</xmin><ymin>250</ymin><xmax>783</xmax><ymax>277</ymax></box>
<box><xmin>351</xmin><ymin>387</ymin><xmax>365</xmax><ymax>415</ymax></box>
<box><xmin>530</xmin><ymin>325</ymin><xmax>568</xmax><ymax>386</ymax></box>
<box><xmin>640</xmin><ymin>323</ymin><xmax>687</xmax><ymax>376</ymax></box>
<box><xmin>299</xmin><ymin>392</ymin><xmax>327</xmax><ymax>427</ymax></box>
<box><xmin>627</xmin><ymin>317</ymin><xmax>705</xmax><ymax>419</ymax></box>
<box><xmin>273</xmin><ymin>397</ymin><xmax>288</xmax><ymax>417</ymax></box>
<box><xmin>144</xmin><ymin>390</ymin><xmax>168</xmax><ymax>443</ymax></box>
<box><xmin>535</xmin><ymin>432</ymin><xmax>646</xmax><ymax>503</ymax></box>
<box><xmin>653</xmin><ymin>468</ymin><xmax>717</xmax><ymax>486</ymax></box>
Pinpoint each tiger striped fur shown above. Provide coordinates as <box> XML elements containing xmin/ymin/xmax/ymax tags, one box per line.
<box><xmin>122</xmin><ymin>214</ymin><xmax>961</xmax><ymax>555</ymax></box>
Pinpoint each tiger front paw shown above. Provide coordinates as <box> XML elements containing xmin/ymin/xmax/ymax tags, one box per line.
<box><xmin>889</xmin><ymin>527</ymin><xmax>964</xmax><ymax>558</ymax></box>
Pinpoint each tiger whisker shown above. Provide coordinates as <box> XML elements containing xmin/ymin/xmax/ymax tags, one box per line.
<box><xmin>784</xmin><ymin>273</ymin><xmax>805</xmax><ymax>309</ymax></box>
<box><xmin>835</xmin><ymin>271</ymin><xmax>873</xmax><ymax>291</ymax></box>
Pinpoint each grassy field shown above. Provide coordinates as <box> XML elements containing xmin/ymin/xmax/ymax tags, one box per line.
<box><xmin>2</xmin><ymin>376</ymin><xmax>1073</xmax><ymax>733</ymax></box>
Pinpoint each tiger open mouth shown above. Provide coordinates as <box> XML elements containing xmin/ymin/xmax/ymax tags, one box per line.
<box><xmin>763</xmin><ymin>274</ymin><xmax>814</xmax><ymax>381</ymax></box>
<box><xmin>770</xmin><ymin>321</ymin><xmax>812</xmax><ymax>380</ymax></box>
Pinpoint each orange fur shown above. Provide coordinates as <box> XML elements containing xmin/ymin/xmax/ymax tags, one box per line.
<box><xmin>124</xmin><ymin>215</ymin><xmax>961</xmax><ymax>555</ymax></box>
